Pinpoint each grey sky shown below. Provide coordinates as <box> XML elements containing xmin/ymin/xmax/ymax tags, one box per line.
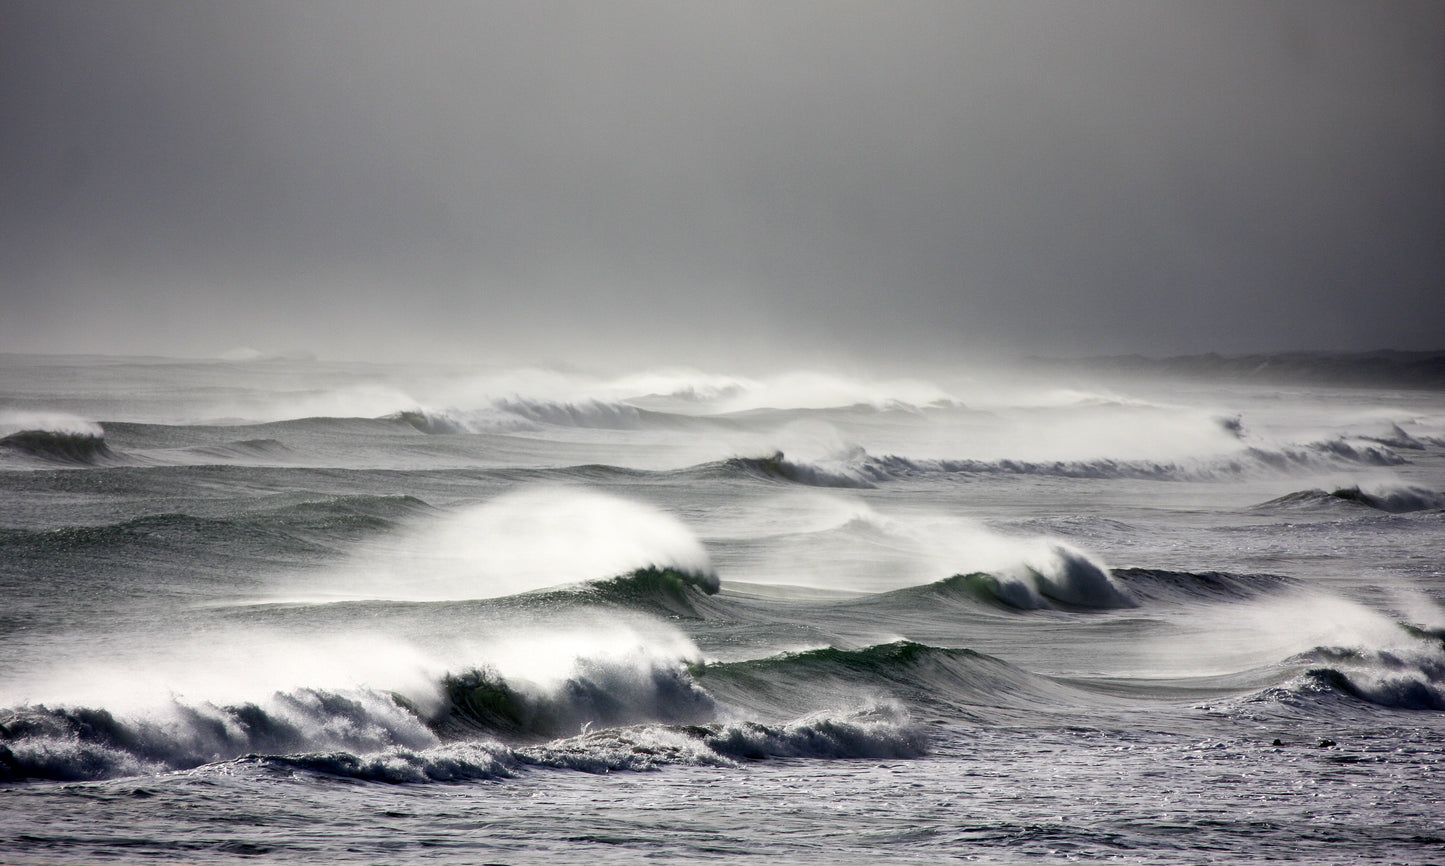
<box><xmin>2</xmin><ymin>1</ymin><xmax>1441</xmax><ymax>368</ymax></box>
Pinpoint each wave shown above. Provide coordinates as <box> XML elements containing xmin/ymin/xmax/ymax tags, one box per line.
<box><xmin>428</xmin><ymin>650</ymin><xmax>717</xmax><ymax>743</ymax></box>
<box><xmin>234</xmin><ymin>705</ymin><xmax>925</xmax><ymax>784</ymax></box>
<box><xmin>0</xmin><ymin>687</ymin><xmax>436</xmax><ymax>783</ymax></box>
<box><xmin>262</xmin><ymin>493</ymin><xmax>435</xmax><ymax>527</ymax></box>
<box><xmin>1361</xmin><ymin>423</ymin><xmax>1430</xmax><ymax>451</ymax></box>
<box><xmin>898</xmin><ymin>558</ymin><xmax>1135</xmax><ymax>612</ymax></box>
<box><xmin>706</xmin><ymin>437</ymin><xmax>1414</xmax><ymax>489</ymax></box>
<box><xmin>0</xmin><ymin>636</ymin><xmax>922</xmax><ymax>783</ymax></box>
<box><xmin>1258</xmin><ymin>484</ymin><xmax>1445</xmax><ymax>515</ymax></box>
<box><xmin>1272</xmin><ymin>639</ymin><xmax>1445</xmax><ymax>713</ymax></box>
<box><xmin>722</xmin><ymin>452</ymin><xmax>882</xmax><ymax>489</ymax></box>
<box><xmin>525</xmin><ymin>567</ymin><xmax>724</xmax><ymax>620</ymax></box>
<box><xmin>391</xmin><ymin>398</ymin><xmax>701</xmax><ymax>435</ymax></box>
<box><xmin>1225</xmin><ymin>606</ymin><xmax>1445</xmax><ymax>716</ymax></box>
<box><xmin>0</xmin><ymin>429</ymin><xmax>118</xmax><ymax>465</ymax></box>
<box><xmin>1063</xmin><ymin>349</ymin><xmax>1445</xmax><ymax>390</ymax></box>
<box><xmin>693</xmin><ymin>641</ymin><xmax>1103</xmax><ymax>721</ymax></box>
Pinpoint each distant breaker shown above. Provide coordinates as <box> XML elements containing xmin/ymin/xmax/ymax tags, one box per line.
<box><xmin>1047</xmin><ymin>349</ymin><xmax>1445</xmax><ymax>391</ymax></box>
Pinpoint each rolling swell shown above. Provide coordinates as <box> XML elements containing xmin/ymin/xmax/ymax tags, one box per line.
<box><xmin>182</xmin><ymin>438</ymin><xmax>293</xmax><ymax>462</ymax></box>
<box><xmin>0</xmin><ymin>495</ymin><xmax>432</xmax><ymax>560</ymax></box>
<box><xmin>693</xmin><ymin>641</ymin><xmax>1095</xmax><ymax>720</ymax></box>
<box><xmin>1110</xmin><ymin>568</ymin><xmax>1297</xmax><ymax>603</ymax></box>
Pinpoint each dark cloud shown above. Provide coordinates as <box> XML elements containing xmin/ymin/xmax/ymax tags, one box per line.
<box><xmin>2</xmin><ymin>1</ymin><xmax>1441</xmax><ymax>367</ymax></box>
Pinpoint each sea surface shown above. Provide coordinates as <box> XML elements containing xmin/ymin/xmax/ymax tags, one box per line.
<box><xmin>1</xmin><ymin>353</ymin><xmax>1443</xmax><ymax>864</ymax></box>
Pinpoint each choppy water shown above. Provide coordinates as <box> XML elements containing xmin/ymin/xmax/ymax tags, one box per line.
<box><xmin>2</xmin><ymin>354</ymin><xmax>1443</xmax><ymax>864</ymax></box>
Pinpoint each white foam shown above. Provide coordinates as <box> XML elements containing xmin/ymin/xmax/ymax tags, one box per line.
<box><xmin>306</xmin><ymin>487</ymin><xmax>714</xmax><ymax>602</ymax></box>
<box><xmin>0</xmin><ymin>410</ymin><xmax>103</xmax><ymax>437</ymax></box>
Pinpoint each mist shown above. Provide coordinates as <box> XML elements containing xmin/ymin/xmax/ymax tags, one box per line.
<box><xmin>2</xmin><ymin>1</ymin><xmax>1441</xmax><ymax>368</ymax></box>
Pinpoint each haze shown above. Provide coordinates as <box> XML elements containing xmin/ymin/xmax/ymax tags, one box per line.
<box><xmin>2</xmin><ymin>1</ymin><xmax>1441</xmax><ymax>369</ymax></box>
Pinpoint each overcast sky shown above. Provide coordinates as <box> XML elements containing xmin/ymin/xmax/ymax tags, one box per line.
<box><xmin>2</xmin><ymin>1</ymin><xmax>1441</xmax><ymax>368</ymax></box>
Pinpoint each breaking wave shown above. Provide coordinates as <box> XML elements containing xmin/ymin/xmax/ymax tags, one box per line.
<box><xmin>1272</xmin><ymin>638</ymin><xmax>1445</xmax><ymax>713</ymax></box>
<box><xmin>0</xmin><ymin>429</ymin><xmax>117</xmax><ymax>465</ymax></box>
<box><xmin>913</xmin><ymin>557</ymin><xmax>1135</xmax><ymax>612</ymax></box>
<box><xmin>430</xmin><ymin>653</ymin><xmax>717</xmax><ymax>742</ymax></box>
<box><xmin>0</xmin><ymin>636</ymin><xmax>924</xmax><ymax>784</ymax></box>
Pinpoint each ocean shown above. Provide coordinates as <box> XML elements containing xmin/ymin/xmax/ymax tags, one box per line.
<box><xmin>1</xmin><ymin>352</ymin><xmax>1442</xmax><ymax>864</ymax></box>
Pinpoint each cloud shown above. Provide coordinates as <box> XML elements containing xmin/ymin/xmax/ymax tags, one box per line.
<box><xmin>2</xmin><ymin>1</ymin><xmax>1441</xmax><ymax>365</ymax></box>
